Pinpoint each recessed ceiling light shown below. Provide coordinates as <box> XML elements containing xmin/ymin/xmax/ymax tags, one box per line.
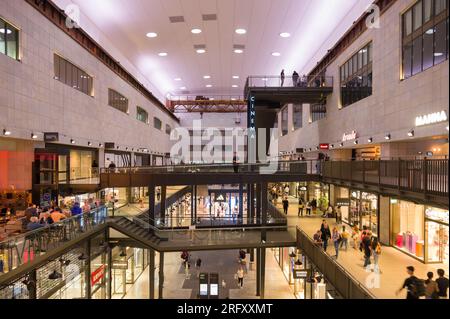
<box><xmin>408</xmin><ymin>130</ymin><xmax>414</xmax><ymax>137</ymax></box>
<box><xmin>206</xmin><ymin>84</ymin><xmax>212</xmax><ymax>88</ymax></box>
<box><xmin>191</xmin><ymin>28</ymin><xmax>202</xmax><ymax>34</ymax></box>
<box><xmin>0</xmin><ymin>28</ymin><xmax>12</xmax><ymax>35</ymax></box>
<box><xmin>279</xmin><ymin>32</ymin><xmax>291</xmax><ymax>38</ymax></box>
<box><xmin>146</xmin><ymin>32</ymin><xmax>158</xmax><ymax>38</ymax></box>
<box><xmin>232</xmin><ymin>85</ymin><xmax>238</xmax><ymax>88</ymax></box>
<box><xmin>158</xmin><ymin>52</ymin><xmax>168</xmax><ymax>57</ymax></box>
<box><xmin>231</xmin><ymin>98</ymin><xmax>237</xmax><ymax>101</ymax></box>
<box><xmin>434</xmin><ymin>52</ymin><xmax>443</xmax><ymax>57</ymax></box>
<box><xmin>203</xmin><ymin>75</ymin><xmax>211</xmax><ymax>79</ymax></box>
<box><xmin>385</xmin><ymin>134</ymin><xmax>391</xmax><ymax>140</ymax></box>
<box><xmin>232</xmin><ymin>75</ymin><xmax>239</xmax><ymax>79</ymax></box>
<box><xmin>196</xmin><ymin>49</ymin><xmax>206</xmax><ymax>54</ymax></box>
<box><xmin>174</xmin><ymin>78</ymin><xmax>182</xmax><ymax>81</ymax></box>
<box><xmin>234</xmin><ymin>49</ymin><xmax>244</xmax><ymax>54</ymax></box>
<box><xmin>180</xmin><ymin>86</ymin><xmax>186</xmax><ymax>90</ymax></box>
<box><xmin>235</xmin><ymin>28</ymin><xmax>247</xmax><ymax>35</ymax></box>
<box><xmin>272</xmin><ymin>52</ymin><xmax>281</xmax><ymax>57</ymax></box>
<box><xmin>262</xmin><ymin>78</ymin><xmax>269</xmax><ymax>81</ymax></box>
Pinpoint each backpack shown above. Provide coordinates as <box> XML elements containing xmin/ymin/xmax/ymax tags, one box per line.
<box><xmin>410</xmin><ymin>277</ymin><xmax>426</xmax><ymax>298</ymax></box>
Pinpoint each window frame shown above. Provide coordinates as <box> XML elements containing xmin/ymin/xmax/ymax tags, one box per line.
<box><xmin>0</xmin><ymin>17</ymin><xmax>20</xmax><ymax>61</ymax></box>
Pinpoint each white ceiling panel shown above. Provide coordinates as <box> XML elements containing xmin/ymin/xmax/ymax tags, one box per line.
<box><xmin>54</xmin><ymin>0</ymin><xmax>374</xmax><ymax>99</ymax></box>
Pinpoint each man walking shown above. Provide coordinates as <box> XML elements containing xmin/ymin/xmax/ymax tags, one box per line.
<box><xmin>282</xmin><ymin>197</ymin><xmax>289</xmax><ymax>215</ymax></box>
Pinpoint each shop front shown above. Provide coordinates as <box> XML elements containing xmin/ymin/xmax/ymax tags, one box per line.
<box><xmin>390</xmin><ymin>199</ymin><xmax>449</xmax><ymax>265</ymax></box>
<box><xmin>350</xmin><ymin>190</ymin><xmax>378</xmax><ymax>236</ymax></box>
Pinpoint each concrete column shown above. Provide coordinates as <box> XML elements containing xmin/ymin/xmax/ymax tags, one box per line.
<box><xmin>158</xmin><ymin>252</ymin><xmax>164</xmax><ymax>299</ymax></box>
<box><xmin>260</xmin><ymin>248</ymin><xmax>266</xmax><ymax>299</ymax></box>
<box><xmin>261</xmin><ymin>183</ymin><xmax>268</xmax><ymax>242</ymax></box>
<box><xmin>98</xmin><ymin>148</ymin><xmax>105</xmax><ymax>169</ymax></box>
<box><xmin>256</xmin><ymin>248</ymin><xmax>261</xmax><ymax>296</ymax></box>
<box><xmin>250</xmin><ymin>184</ymin><xmax>255</xmax><ymax>223</ymax></box>
<box><xmin>239</xmin><ymin>183</ymin><xmax>244</xmax><ymax>222</ymax></box>
<box><xmin>160</xmin><ymin>186</ymin><xmax>167</xmax><ymax>223</ymax></box>
<box><xmin>256</xmin><ymin>183</ymin><xmax>261</xmax><ymax>223</ymax></box>
<box><xmin>149</xmin><ymin>249</ymin><xmax>155</xmax><ymax>299</ymax></box>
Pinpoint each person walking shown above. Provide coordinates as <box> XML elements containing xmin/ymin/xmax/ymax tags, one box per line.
<box><xmin>424</xmin><ymin>272</ymin><xmax>439</xmax><ymax>299</ymax></box>
<box><xmin>396</xmin><ymin>266</ymin><xmax>425</xmax><ymax>299</ymax></box>
<box><xmin>280</xmin><ymin>69</ymin><xmax>285</xmax><ymax>87</ymax></box>
<box><xmin>156</xmin><ymin>187</ymin><xmax>161</xmax><ymax>201</ymax></box>
<box><xmin>340</xmin><ymin>226</ymin><xmax>349</xmax><ymax>251</ymax></box>
<box><xmin>282</xmin><ymin>197</ymin><xmax>289</xmax><ymax>215</ymax></box>
<box><xmin>335</xmin><ymin>205</ymin><xmax>342</xmax><ymax>224</ymax></box>
<box><xmin>237</xmin><ymin>267</ymin><xmax>244</xmax><ymax>288</ymax></box>
<box><xmin>232</xmin><ymin>152</ymin><xmax>239</xmax><ymax>173</ymax></box>
<box><xmin>320</xmin><ymin>222</ymin><xmax>331</xmax><ymax>252</ymax></box>
<box><xmin>370</xmin><ymin>236</ymin><xmax>382</xmax><ymax>273</ymax></box>
<box><xmin>351</xmin><ymin>225</ymin><xmax>360</xmax><ymax>250</ymax></box>
<box><xmin>298</xmin><ymin>197</ymin><xmax>305</xmax><ymax>217</ymax></box>
<box><xmin>292</xmin><ymin>71</ymin><xmax>299</xmax><ymax>87</ymax></box>
<box><xmin>305</xmin><ymin>201</ymin><xmax>312</xmax><ymax>216</ymax></box>
<box><xmin>362</xmin><ymin>231</ymin><xmax>372</xmax><ymax>269</ymax></box>
<box><xmin>436</xmin><ymin>269</ymin><xmax>449</xmax><ymax>299</ymax></box>
<box><xmin>332</xmin><ymin>227</ymin><xmax>341</xmax><ymax>259</ymax></box>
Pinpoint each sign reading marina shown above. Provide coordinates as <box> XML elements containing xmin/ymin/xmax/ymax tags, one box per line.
<box><xmin>415</xmin><ymin>111</ymin><xmax>447</xmax><ymax>127</ymax></box>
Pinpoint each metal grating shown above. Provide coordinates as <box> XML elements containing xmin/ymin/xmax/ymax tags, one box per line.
<box><xmin>202</xmin><ymin>14</ymin><xmax>217</xmax><ymax>21</ymax></box>
<box><xmin>169</xmin><ymin>16</ymin><xmax>185</xmax><ymax>23</ymax></box>
<box><xmin>233</xmin><ymin>44</ymin><xmax>245</xmax><ymax>49</ymax></box>
<box><xmin>194</xmin><ymin>44</ymin><xmax>206</xmax><ymax>49</ymax></box>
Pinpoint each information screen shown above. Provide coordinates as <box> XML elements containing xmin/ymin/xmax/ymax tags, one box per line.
<box><xmin>199</xmin><ymin>284</ymin><xmax>208</xmax><ymax>296</ymax></box>
<box><xmin>210</xmin><ymin>284</ymin><xmax>218</xmax><ymax>296</ymax></box>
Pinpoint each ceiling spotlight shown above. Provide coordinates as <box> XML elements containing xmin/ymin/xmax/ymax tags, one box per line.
<box><xmin>206</xmin><ymin>84</ymin><xmax>212</xmax><ymax>88</ymax></box>
<box><xmin>235</xmin><ymin>28</ymin><xmax>247</xmax><ymax>35</ymax></box>
<box><xmin>232</xmin><ymin>85</ymin><xmax>238</xmax><ymax>88</ymax></box>
<box><xmin>70</xmin><ymin>139</ymin><xmax>75</xmax><ymax>144</ymax></box>
<box><xmin>330</xmin><ymin>144</ymin><xmax>334</xmax><ymax>149</ymax></box>
<box><xmin>191</xmin><ymin>28</ymin><xmax>202</xmax><ymax>34</ymax></box>
<box><xmin>368</xmin><ymin>137</ymin><xmax>373</xmax><ymax>143</ymax></box>
<box><xmin>146</xmin><ymin>32</ymin><xmax>158</xmax><ymax>38</ymax></box>
<box><xmin>354</xmin><ymin>140</ymin><xmax>358</xmax><ymax>145</ymax></box>
<box><xmin>88</xmin><ymin>141</ymin><xmax>92</xmax><ymax>146</ymax></box>
<box><xmin>126</xmin><ymin>147</ymin><xmax>129</xmax><ymax>151</ymax></box>
<box><xmin>203</xmin><ymin>75</ymin><xmax>211</xmax><ymax>79</ymax></box>
<box><xmin>31</xmin><ymin>133</ymin><xmax>38</xmax><ymax>139</ymax></box>
<box><xmin>234</xmin><ymin>49</ymin><xmax>244</xmax><ymax>54</ymax></box>
<box><xmin>385</xmin><ymin>134</ymin><xmax>391</xmax><ymax>140</ymax></box>
<box><xmin>272</xmin><ymin>52</ymin><xmax>281</xmax><ymax>57</ymax></box>
<box><xmin>3</xmin><ymin>129</ymin><xmax>11</xmax><ymax>136</ymax></box>
<box><xmin>99</xmin><ymin>143</ymin><xmax>103</xmax><ymax>147</ymax></box>
<box><xmin>408</xmin><ymin>130</ymin><xmax>414</xmax><ymax>137</ymax></box>
<box><xmin>158</xmin><ymin>52</ymin><xmax>168</xmax><ymax>57</ymax></box>
<box><xmin>280</xmin><ymin>32</ymin><xmax>291</xmax><ymax>38</ymax></box>
<box><xmin>174</xmin><ymin>78</ymin><xmax>182</xmax><ymax>81</ymax></box>
<box><xmin>196</xmin><ymin>49</ymin><xmax>206</xmax><ymax>54</ymax></box>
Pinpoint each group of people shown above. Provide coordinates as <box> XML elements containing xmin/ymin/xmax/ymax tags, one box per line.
<box><xmin>280</xmin><ymin>70</ymin><xmax>307</xmax><ymax>87</ymax></box>
<box><xmin>397</xmin><ymin>266</ymin><xmax>448</xmax><ymax>299</ymax></box>
<box><xmin>313</xmin><ymin>221</ymin><xmax>381</xmax><ymax>271</ymax></box>
<box><xmin>297</xmin><ymin>197</ymin><xmax>317</xmax><ymax>217</ymax></box>
<box><xmin>0</xmin><ymin>204</ymin><xmax>17</xmax><ymax>219</ymax></box>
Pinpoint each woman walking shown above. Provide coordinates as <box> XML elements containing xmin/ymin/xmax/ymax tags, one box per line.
<box><xmin>332</xmin><ymin>227</ymin><xmax>341</xmax><ymax>259</ymax></box>
<box><xmin>237</xmin><ymin>267</ymin><xmax>244</xmax><ymax>288</ymax></box>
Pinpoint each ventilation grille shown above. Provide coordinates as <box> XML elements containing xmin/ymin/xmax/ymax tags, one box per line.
<box><xmin>194</xmin><ymin>44</ymin><xmax>206</xmax><ymax>49</ymax></box>
<box><xmin>169</xmin><ymin>16</ymin><xmax>185</xmax><ymax>23</ymax></box>
<box><xmin>233</xmin><ymin>44</ymin><xmax>245</xmax><ymax>49</ymax></box>
<box><xmin>202</xmin><ymin>14</ymin><xmax>217</xmax><ymax>21</ymax></box>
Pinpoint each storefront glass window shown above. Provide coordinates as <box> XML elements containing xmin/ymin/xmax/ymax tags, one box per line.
<box><xmin>425</xmin><ymin>208</ymin><xmax>449</xmax><ymax>264</ymax></box>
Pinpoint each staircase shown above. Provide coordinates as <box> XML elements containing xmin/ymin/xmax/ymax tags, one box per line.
<box><xmin>111</xmin><ymin>217</ymin><xmax>167</xmax><ymax>248</ymax></box>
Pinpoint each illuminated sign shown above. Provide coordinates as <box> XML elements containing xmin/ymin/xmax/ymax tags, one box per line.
<box><xmin>91</xmin><ymin>265</ymin><xmax>106</xmax><ymax>286</ymax></box>
<box><xmin>415</xmin><ymin>111</ymin><xmax>447</xmax><ymax>127</ymax></box>
<box><xmin>44</xmin><ymin>132</ymin><xmax>59</xmax><ymax>142</ymax></box>
<box><xmin>248</xmin><ymin>96</ymin><xmax>256</xmax><ymax>139</ymax></box>
<box><xmin>293</xmin><ymin>270</ymin><xmax>309</xmax><ymax>279</ymax></box>
<box><xmin>342</xmin><ymin>130</ymin><xmax>357</xmax><ymax>142</ymax></box>
<box><xmin>319</xmin><ymin>143</ymin><xmax>329</xmax><ymax>150</ymax></box>
<box><xmin>335</xmin><ymin>198</ymin><xmax>350</xmax><ymax>206</ymax></box>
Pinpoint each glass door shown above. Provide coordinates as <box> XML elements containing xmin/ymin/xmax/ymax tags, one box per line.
<box><xmin>426</xmin><ymin>221</ymin><xmax>449</xmax><ymax>264</ymax></box>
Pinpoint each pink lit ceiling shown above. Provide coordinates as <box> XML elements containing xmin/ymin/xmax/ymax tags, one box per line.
<box><xmin>53</xmin><ymin>0</ymin><xmax>374</xmax><ymax>100</ymax></box>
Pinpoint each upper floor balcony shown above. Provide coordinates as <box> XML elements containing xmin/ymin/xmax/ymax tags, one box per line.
<box><xmin>244</xmin><ymin>75</ymin><xmax>334</xmax><ymax>105</ymax></box>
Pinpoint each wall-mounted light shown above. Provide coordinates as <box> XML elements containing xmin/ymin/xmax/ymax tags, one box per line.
<box><xmin>354</xmin><ymin>140</ymin><xmax>358</xmax><ymax>145</ymax></box>
<box><xmin>339</xmin><ymin>143</ymin><xmax>344</xmax><ymax>147</ymax></box>
<box><xmin>408</xmin><ymin>130</ymin><xmax>414</xmax><ymax>137</ymax></box>
<box><xmin>99</xmin><ymin>143</ymin><xmax>103</xmax><ymax>148</ymax></box>
<box><xmin>31</xmin><ymin>133</ymin><xmax>38</xmax><ymax>139</ymax></box>
<box><xmin>116</xmin><ymin>146</ymin><xmax>120</xmax><ymax>149</ymax></box>
<box><xmin>330</xmin><ymin>144</ymin><xmax>334</xmax><ymax>149</ymax></box>
<box><xmin>385</xmin><ymin>134</ymin><xmax>391</xmax><ymax>140</ymax></box>
<box><xmin>315</xmin><ymin>146</ymin><xmax>319</xmax><ymax>151</ymax></box>
<box><xmin>3</xmin><ymin>129</ymin><xmax>11</xmax><ymax>136</ymax></box>
<box><xmin>88</xmin><ymin>141</ymin><xmax>92</xmax><ymax>146</ymax></box>
<box><xmin>70</xmin><ymin>139</ymin><xmax>75</xmax><ymax>144</ymax></box>
<box><xmin>368</xmin><ymin>137</ymin><xmax>373</xmax><ymax>143</ymax></box>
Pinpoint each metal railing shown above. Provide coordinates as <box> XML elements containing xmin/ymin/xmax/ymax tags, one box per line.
<box><xmin>323</xmin><ymin>159</ymin><xmax>448</xmax><ymax>197</ymax></box>
<box><xmin>100</xmin><ymin>160</ymin><xmax>322</xmax><ymax>175</ymax></box>
<box><xmin>296</xmin><ymin>227</ymin><xmax>376</xmax><ymax>299</ymax></box>
<box><xmin>0</xmin><ymin>206</ymin><xmax>108</xmax><ymax>276</ymax></box>
<box><xmin>245</xmin><ymin>75</ymin><xmax>334</xmax><ymax>89</ymax></box>
<box><xmin>167</xmin><ymin>94</ymin><xmax>245</xmax><ymax>102</ymax></box>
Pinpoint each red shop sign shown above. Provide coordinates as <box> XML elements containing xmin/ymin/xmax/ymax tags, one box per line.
<box><xmin>319</xmin><ymin>144</ymin><xmax>329</xmax><ymax>150</ymax></box>
<box><xmin>91</xmin><ymin>264</ymin><xmax>106</xmax><ymax>286</ymax></box>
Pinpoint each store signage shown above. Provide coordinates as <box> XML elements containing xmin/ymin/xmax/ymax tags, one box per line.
<box><xmin>104</xmin><ymin>142</ymin><xmax>115</xmax><ymax>149</ymax></box>
<box><xmin>319</xmin><ymin>143</ymin><xmax>329</xmax><ymax>150</ymax></box>
<box><xmin>44</xmin><ymin>132</ymin><xmax>59</xmax><ymax>142</ymax></box>
<box><xmin>335</xmin><ymin>198</ymin><xmax>350</xmax><ymax>206</ymax></box>
<box><xmin>298</xmin><ymin>186</ymin><xmax>307</xmax><ymax>191</ymax></box>
<box><xmin>248</xmin><ymin>96</ymin><xmax>256</xmax><ymax>139</ymax></box>
<box><xmin>293</xmin><ymin>269</ymin><xmax>309</xmax><ymax>279</ymax></box>
<box><xmin>342</xmin><ymin>131</ymin><xmax>357</xmax><ymax>142</ymax></box>
<box><xmin>91</xmin><ymin>265</ymin><xmax>106</xmax><ymax>286</ymax></box>
<box><xmin>296</xmin><ymin>148</ymin><xmax>304</xmax><ymax>153</ymax></box>
<box><xmin>214</xmin><ymin>194</ymin><xmax>226</xmax><ymax>202</ymax></box>
<box><xmin>112</xmin><ymin>260</ymin><xmax>128</xmax><ymax>270</ymax></box>
<box><xmin>415</xmin><ymin>111</ymin><xmax>447</xmax><ymax>127</ymax></box>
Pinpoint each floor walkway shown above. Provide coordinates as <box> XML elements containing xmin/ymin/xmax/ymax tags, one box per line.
<box><xmin>276</xmin><ymin>196</ymin><xmax>449</xmax><ymax>299</ymax></box>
